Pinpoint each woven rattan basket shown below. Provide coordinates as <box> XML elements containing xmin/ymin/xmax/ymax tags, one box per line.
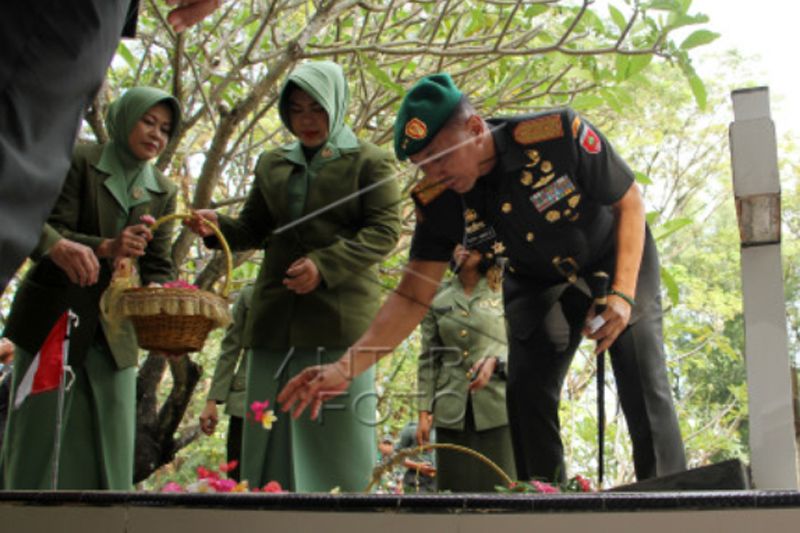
<box><xmin>117</xmin><ymin>213</ymin><xmax>233</xmax><ymax>354</ymax></box>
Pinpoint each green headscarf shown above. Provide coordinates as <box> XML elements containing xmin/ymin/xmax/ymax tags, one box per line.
<box><xmin>277</xmin><ymin>61</ymin><xmax>359</xmax><ymax>220</ymax></box>
<box><xmin>278</xmin><ymin>61</ymin><xmax>358</xmax><ymax>152</ymax></box>
<box><xmin>97</xmin><ymin>87</ymin><xmax>181</xmax><ymax>213</ymax></box>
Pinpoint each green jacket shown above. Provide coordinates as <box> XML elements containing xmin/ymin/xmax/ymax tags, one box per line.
<box><xmin>212</xmin><ymin>140</ymin><xmax>401</xmax><ymax>349</ymax></box>
<box><xmin>418</xmin><ymin>276</ymin><xmax>509</xmax><ymax>432</ymax></box>
<box><xmin>206</xmin><ymin>285</ymin><xmax>252</xmax><ymax>418</ymax></box>
<box><xmin>3</xmin><ymin>143</ymin><xmax>177</xmax><ymax>369</ymax></box>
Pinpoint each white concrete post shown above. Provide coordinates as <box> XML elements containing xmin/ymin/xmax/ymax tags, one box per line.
<box><xmin>729</xmin><ymin>86</ymin><xmax>798</xmax><ymax>489</ymax></box>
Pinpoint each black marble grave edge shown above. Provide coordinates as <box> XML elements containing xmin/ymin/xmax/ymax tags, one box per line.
<box><xmin>1</xmin><ymin>490</ymin><xmax>800</xmax><ymax>513</ymax></box>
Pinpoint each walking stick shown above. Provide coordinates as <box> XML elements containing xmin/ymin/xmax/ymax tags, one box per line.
<box><xmin>587</xmin><ymin>272</ymin><xmax>610</xmax><ymax>488</ymax></box>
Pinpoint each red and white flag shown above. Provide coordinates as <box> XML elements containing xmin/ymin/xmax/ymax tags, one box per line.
<box><xmin>14</xmin><ymin>310</ymin><xmax>76</xmax><ymax>409</ymax></box>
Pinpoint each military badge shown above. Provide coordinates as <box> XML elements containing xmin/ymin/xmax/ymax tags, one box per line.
<box><xmin>132</xmin><ymin>187</ymin><xmax>143</xmax><ymax>200</ymax></box>
<box><xmin>545</xmin><ymin>210</ymin><xmax>561</xmax><ymax>222</ymax></box>
<box><xmin>533</xmin><ymin>173</ymin><xmax>555</xmax><ymax>188</ymax></box>
<box><xmin>321</xmin><ymin>147</ymin><xmax>333</xmax><ymax>158</ymax></box>
<box><xmin>412</xmin><ymin>174</ymin><xmax>447</xmax><ymax>205</ymax></box>
<box><xmin>405</xmin><ymin>117</ymin><xmax>428</xmax><ymax>140</ymax></box>
<box><xmin>466</xmin><ymin>221</ymin><xmax>485</xmax><ymax>234</ymax></box>
<box><xmin>520</xmin><ymin>171</ymin><xmax>533</xmax><ymax>186</ymax></box>
<box><xmin>513</xmin><ymin>115</ymin><xmax>564</xmax><ymax>145</ymax></box>
<box><xmin>530</xmin><ymin>175</ymin><xmax>576</xmax><ymax>212</ymax></box>
<box><xmin>501</xmin><ymin>202</ymin><xmax>512</xmax><ymax>214</ymax></box>
<box><xmin>464</xmin><ymin>208</ymin><xmax>478</xmax><ymax>223</ymax></box>
<box><xmin>492</xmin><ymin>241</ymin><xmax>506</xmax><ymax>254</ymax></box>
<box><xmin>541</xmin><ymin>160</ymin><xmax>553</xmax><ymax>173</ymax></box>
<box><xmin>571</xmin><ymin>116</ymin><xmax>581</xmax><ymax>138</ymax></box>
<box><xmin>568</xmin><ymin>194</ymin><xmax>581</xmax><ymax>208</ymax></box>
<box><xmin>580</xmin><ymin>124</ymin><xmax>602</xmax><ymax>154</ymax></box>
<box><xmin>525</xmin><ymin>149</ymin><xmax>541</xmax><ymax>167</ymax></box>
<box><xmin>526</xmin><ymin>232</ymin><xmax>535</xmax><ymax>242</ymax></box>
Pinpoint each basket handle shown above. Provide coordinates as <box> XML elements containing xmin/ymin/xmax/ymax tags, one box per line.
<box><xmin>150</xmin><ymin>212</ymin><xmax>233</xmax><ymax>297</ymax></box>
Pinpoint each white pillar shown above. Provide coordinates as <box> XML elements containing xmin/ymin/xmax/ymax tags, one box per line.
<box><xmin>729</xmin><ymin>86</ymin><xmax>798</xmax><ymax>489</ymax></box>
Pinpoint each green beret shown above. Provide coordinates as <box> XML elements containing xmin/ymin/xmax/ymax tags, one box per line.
<box><xmin>394</xmin><ymin>73</ymin><xmax>463</xmax><ymax>161</ymax></box>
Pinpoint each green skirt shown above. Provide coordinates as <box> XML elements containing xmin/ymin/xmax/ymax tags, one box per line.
<box><xmin>0</xmin><ymin>342</ymin><xmax>136</xmax><ymax>490</ymax></box>
<box><xmin>240</xmin><ymin>348</ymin><xmax>377</xmax><ymax>493</ymax></box>
<box><xmin>435</xmin><ymin>399</ymin><xmax>516</xmax><ymax>492</ymax></box>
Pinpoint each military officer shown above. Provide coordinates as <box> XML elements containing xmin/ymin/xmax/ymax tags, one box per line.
<box><xmin>279</xmin><ymin>73</ymin><xmax>687</xmax><ymax>484</ymax></box>
<box><xmin>417</xmin><ymin>245</ymin><xmax>515</xmax><ymax>491</ymax></box>
<box><xmin>199</xmin><ymin>284</ymin><xmax>253</xmax><ymax>481</ymax></box>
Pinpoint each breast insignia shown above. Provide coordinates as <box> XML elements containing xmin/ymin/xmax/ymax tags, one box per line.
<box><xmin>532</xmin><ymin>173</ymin><xmax>555</xmax><ymax>189</ymax></box>
<box><xmin>545</xmin><ymin>210</ymin><xmax>561</xmax><ymax>223</ymax></box>
<box><xmin>525</xmin><ymin>149</ymin><xmax>541</xmax><ymax>167</ymax></box>
<box><xmin>520</xmin><ymin>171</ymin><xmax>533</xmax><ymax>186</ymax></box>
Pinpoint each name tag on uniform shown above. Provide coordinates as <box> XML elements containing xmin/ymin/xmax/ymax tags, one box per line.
<box><xmin>530</xmin><ymin>175</ymin><xmax>575</xmax><ymax>212</ymax></box>
<box><xmin>465</xmin><ymin>224</ymin><xmax>497</xmax><ymax>249</ymax></box>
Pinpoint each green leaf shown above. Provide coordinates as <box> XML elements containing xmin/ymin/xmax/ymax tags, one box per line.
<box><xmin>655</xmin><ymin>216</ymin><xmax>693</xmax><ymax>241</ymax></box>
<box><xmin>609</xmin><ymin>5</ymin><xmax>627</xmax><ymax>31</ymax></box>
<box><xmin>627</xmin><ymin>54</ymin><xmax>653</xmax><ymax>78</ymax></box>
<box><xmin>661</xmin><ymin>266</ymin><xmax>680</xmax><ymax>306</ymax></box>
<box><xmin>615</xmin><ymin>54</ymin><xmax>631</xmax><ymax>82</ymax></box>
<box><xmin>635</xmin><ymin>171</ymin><xmax>653</xmax><ymax>185</ymax></box>
<box><xmin>688</xmin><ymin>73</ymin><xmax>708</xmax><ymax>109</ymax></box>
<box><xmin>362</xmin><ymin>56</ymin><xmax>404</xmax><ymax>96</ymax></box>
<box><xmin>116</xmin><ymin>42</ymin><xmax>137</xmax><ymax>70</ymax></box>
<box><xmin>601</xmin><ymin>88</ymin><xmax>623</xmax><ymax>113</ymax></box>
<box><xmin>646</xmin><ymin>211</ymin><xmax>660</xmax><ymax>226</ymax></box>
<box><xmin>680</xmin><ymin>29</ymin><xmax>720</xmax><ymax>50</ymax></box>
<box><xmin>571</xmin><ymin>94</ymin><xmax>604</xmax><ymax>111</ymax></box>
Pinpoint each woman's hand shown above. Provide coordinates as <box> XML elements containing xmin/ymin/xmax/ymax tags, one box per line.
<box><xmin>277</xmin><ymin>358</ymin><xmax>352</xmax><ymax>420</ymax></box>
<box><xmin>97</xmin><ymin>223</ymin><xmax>153</xmax><ymax>259</ymax></box>
<box><xmin>581</xmin><ymin>294</ymin><xmax>632</xmax><ymax>354</ymax></box>
<box><xmin>48</xmin><ymin>238</ymin><xmax>100</xmax><ymax>287</ymax></box>
<box><xmin>199</xmin><ymin>400</ymin><xmax>219</xmax><ymax>436</ymax></box>
<box><xmin>468</xmin><ymin>356</ymin><xmax>497</xmax><ymax>392</ymax></box>
<box><xmin>283</xmin><ymin>257</ymin><xmax>322</xmax><ymax>294</ymax></box>
<box><xmin>183</xmin><ymin>209</ymin><xmax>218</xmax><ymax>238</ymax></box>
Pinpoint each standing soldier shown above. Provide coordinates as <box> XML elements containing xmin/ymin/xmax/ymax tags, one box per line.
<box><xmin>416</xmin><ymin>245</ymin><xmax>515</xmax><ymax>491</ymax></box>
<box><xmin>279</xmin><ymin>73</ymin><xmax>686</xmax><ymax>484</ymax></box>
<box><xmin>199</xmin><ymin>284</ymin><xmax>253</xmax><ymax>481</ymax></box>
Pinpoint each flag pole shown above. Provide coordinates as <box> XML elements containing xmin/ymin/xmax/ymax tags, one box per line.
<box><xmin>50</xmin><ymin>311</ymin><xmax>77</xmax><ymax>490</ymax></box>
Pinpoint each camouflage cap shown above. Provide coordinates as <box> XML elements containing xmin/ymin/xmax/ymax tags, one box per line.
<box><xmin>394</xmin><ymin>73</ymin><xmax>463</xmax><ymax>161</ymax></box>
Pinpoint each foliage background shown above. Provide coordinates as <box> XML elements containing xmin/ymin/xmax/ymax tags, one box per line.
<box><xmin>2</xmin><ymin>0</ymin><xmax>798</xmax><ymax>491</ymax></box>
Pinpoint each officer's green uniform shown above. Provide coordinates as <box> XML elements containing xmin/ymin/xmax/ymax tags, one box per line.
<box><xmin>419</xmin><ymin>276</ymin><xmax>516</xmax><ymax>491</ymax></box>
<box><xmin>396</xmin><ymin>74</ymin><xmax>686</xmax><ymax>483</ymax></box>
<box><xmin>205</xmin><ymin>285</ymin><xmax>252</xmax><ymax>481</ymax></box>
<box><xmin>0</xmin><ymin>88</ymin><xmax>181</xmax><ymax>490</ymax></box>
<box><xmin>206</xmin><ymin>62</ymin><xmax>401</xmax><ymax>492</ymax></box>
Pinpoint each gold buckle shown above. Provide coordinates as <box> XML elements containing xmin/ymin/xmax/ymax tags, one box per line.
<box><xmin>552</xmin><ymin>256</ymin><xmax>579</xmax><ymax>284</ymax></box>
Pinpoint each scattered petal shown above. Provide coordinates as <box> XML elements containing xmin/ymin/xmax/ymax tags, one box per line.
<box><xmin>261</xmin><ymin>409</ymin><xmax>278</xmax><ymax>430</ymax></box>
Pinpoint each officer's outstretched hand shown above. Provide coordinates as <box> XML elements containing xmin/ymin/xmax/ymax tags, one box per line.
<box><xmin>582</xmin><ymin>294</ymin><xmax>632</xmax><ymax>354</ymax></box>
<box><xmin>277</xmin><ymin>359</ymin><xmax>352</xmax><ymax>420</ymax></box>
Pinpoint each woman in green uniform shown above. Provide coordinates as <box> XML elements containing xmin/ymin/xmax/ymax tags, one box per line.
<box><xmin>0</xmin><ymin>87</ymin><xmax>181</xmax><ymax>490</ymax></box>
<box><xmin>186</xmin><ymin>61</ymin><xmax>401</xmax><ymax>492</ymax></box>
<box><xmin>416</xmin><ymin>245</ymin><xmax>516</xmax><ymax>492</ymax></box>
